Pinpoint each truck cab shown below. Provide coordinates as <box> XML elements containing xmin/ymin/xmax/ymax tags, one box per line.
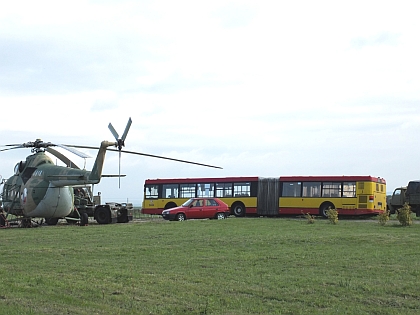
<box><xmin>387</xmin><ymin>187</ymin><xmax>406</xmax><ymax>214</ymax></box>
<box><xmin>387</xmin><ymin>180</ymin><xmax>420</xmax><ymax>216</ymax></box>
<box><xmin>406</xmin><ymin>180</ymin><xmax>420</xmax><ymax>208</ymax></box>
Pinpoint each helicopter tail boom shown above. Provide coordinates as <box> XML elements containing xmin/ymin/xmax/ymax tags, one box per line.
<box><xmin>88</xmin><ymin>141</ymin><xmax>117</xmax><ymax>183</ymax></box>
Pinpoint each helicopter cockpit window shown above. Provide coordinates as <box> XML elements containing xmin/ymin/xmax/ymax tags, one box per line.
<box><xmin>21</xmin><ymin>167</ymin><xmax>37</xmax><ymax>184</ymax></box>
<box><xmin>18</xmin><ymin>161</ymin><xmax>26</xmax><ymax>173</ymax></box>
<box><xmin>14</xmin><ymin>161</ymin><xmax>26</xmax><ymax>174</ymax></box>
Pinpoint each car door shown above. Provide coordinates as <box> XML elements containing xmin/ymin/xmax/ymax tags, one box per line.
<box><xmin>203</xmin><ymin>198</ymin><xmax>219</xmax><ymax>218</ymax></box>
<box><xmin>188</xmin><ymin>199</ymin><xmax>205</xmax><ymax>219</ymax></box>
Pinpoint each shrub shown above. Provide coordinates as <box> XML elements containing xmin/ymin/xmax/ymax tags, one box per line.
<box><xmin>326</xmin><ymin>207</ymin><xmax>338</xmax><ymax>224</ymax></box>
<box><xmin>305</xmin><ymin>212</ymin><xmax>315</xmax><ymax>224</ymax></box>
<box><xmin>378</xmin><ymin>210</ymin><xmax>390</xmax><ymax>226</ymax></box>
<box><xmin>397</xmin><ymin>203</ymin><xmax>412</xmax><ymax>227</ymax></box>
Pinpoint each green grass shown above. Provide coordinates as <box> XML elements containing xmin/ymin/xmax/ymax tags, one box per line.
<box><xmin>1</xmin><ymin>217</ymin><xmax>420</xmax><ymax>314</ymax></box>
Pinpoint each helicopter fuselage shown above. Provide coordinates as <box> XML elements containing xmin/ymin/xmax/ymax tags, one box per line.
<box><xmin>2</xmin><ymin>153</ymin><xmax>75</xmax><ymax>217</ymax></box>
<box><xmin>1</xmin><ymin>145</ymin><xmax>110</xmax><ymax>218</ymax></box>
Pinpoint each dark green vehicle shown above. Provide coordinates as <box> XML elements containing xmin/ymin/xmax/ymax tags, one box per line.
<box><xmin>387</xmin><ymin>180</ymin><xmax>420</xmax><ymax>216</ymax></box>
<box><xmin>67</xmin><ymin>185</ymin><xmax>133</xmax><ymax>225</ymax></box>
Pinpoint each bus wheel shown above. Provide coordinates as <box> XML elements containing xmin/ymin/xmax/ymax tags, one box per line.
<box><xmin>176</xmin><ymin>213</ymin><xmax>186</xmax><ymax>221</ymax></box>
<box><xmin>165</xmin><ymin>202</ymin><xmax>177</xmax><ymax>209</ymax></box>
<box><xmin>232</xmin><ymin>203</ymin><xmax>245</xmax><ymax>217</ymax></box>
<box><xmin>320</xmin><ymin>202</ymin><xmax>334</xmax><ymax>218</ymax></box>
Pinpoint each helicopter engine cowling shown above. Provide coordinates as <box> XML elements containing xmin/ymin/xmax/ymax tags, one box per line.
<box><xmin>23</xmin><ymin>183</ymin><xmax>73</xmax><ymax>218</ymax></box>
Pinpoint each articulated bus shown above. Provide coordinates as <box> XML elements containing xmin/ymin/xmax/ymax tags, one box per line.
<box><xmin>142</xmin><ymin>176</ymin><xmax>386</xmax><ymax>217</ymax></box>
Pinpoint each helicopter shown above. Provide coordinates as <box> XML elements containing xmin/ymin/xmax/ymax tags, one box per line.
<box><xmin>0</xmin><ymin>118</ymin><xmax>221</xmax><ymax>227</ymax></box>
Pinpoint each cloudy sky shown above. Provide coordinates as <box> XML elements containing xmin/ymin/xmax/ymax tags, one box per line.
<box><xmin>1</xmin><ymin>1</ymin><xmax>419</xmax><ymax>205</ymax></box>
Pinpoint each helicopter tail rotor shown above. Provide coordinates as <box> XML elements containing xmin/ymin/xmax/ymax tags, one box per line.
<box><xmin>108</xmin><ymin>117</ymin><xmax>132</xmax><ymax>150</ymax></box>
<box><xmin>108</xmin><ymin>117</ymin><xmax>132</xmax><ymax>188</ymax></box>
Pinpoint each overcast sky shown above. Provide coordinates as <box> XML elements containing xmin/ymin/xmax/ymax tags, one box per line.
<box><xmin>1</xmin><ymin>1</ymin><xmax>419</xmax><ymax>205</ymax></box>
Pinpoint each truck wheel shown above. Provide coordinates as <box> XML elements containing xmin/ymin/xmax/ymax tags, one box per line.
<box><xmin>117</xmin><ymin>209</ymin><xmax>129</xmax><ymax>223</ymax></box>
<box><xmin>413</xmin><ymin>206</ymin><xmax>420</xmax><ymax>217</ymax></box>
<box><xmin>80</xmin><ymin>213</ymin><xmax>89</xmax><ymax>226</ymax></box>
<box><xmin>96</xmin><ymin>207</ymin><xmax>111</xmax><ymax>224</ymax></box>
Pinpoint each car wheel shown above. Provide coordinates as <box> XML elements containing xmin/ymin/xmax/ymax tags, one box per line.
<box><xmin>176</xmin><ymin>213</ymin><xmax>186</xmax><ymax>221</ymax></box>
<box><xmin>216</xmin><ymin>213</ymin><xmax>226</xmax><ymax>220</ymax></box>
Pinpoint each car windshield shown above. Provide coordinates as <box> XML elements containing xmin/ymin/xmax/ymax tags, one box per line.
<box><xmin>182</xmin><ymin>198</ymin><xmax>195</xmax><ymax>207</ymax></box>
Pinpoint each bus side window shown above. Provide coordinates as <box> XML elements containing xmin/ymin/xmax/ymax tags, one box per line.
<box><xmin>145</xmin><ymin>185</ymin><xmax>159</xmax><ymax>199</ymax></box>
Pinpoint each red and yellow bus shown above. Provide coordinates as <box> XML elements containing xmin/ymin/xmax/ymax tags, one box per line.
<box><xmin>142</xmin><ymin>176</ymin><xmax>386</xmax><ymax>217</ymax></box>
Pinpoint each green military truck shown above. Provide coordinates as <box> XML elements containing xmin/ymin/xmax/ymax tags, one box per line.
<box><xmin>387</xmin><ymin>180</ymin><xmax>420</xmax><ymax>216</ymax></box>
<box><xmin>73</xmin><ymin>186</ymin><xmax>134</xmax><ymax>224</ymax></box>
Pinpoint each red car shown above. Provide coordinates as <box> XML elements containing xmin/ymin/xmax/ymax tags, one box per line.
<box><xmin>161</xmin><ymin>198</ymin><xmax>230</xmax><ymax>221</ymax></box>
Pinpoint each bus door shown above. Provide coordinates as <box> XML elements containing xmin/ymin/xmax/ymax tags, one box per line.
<box><xmin>257</xmin><ymin>177</ymin><xmax>279</xmax><ymax>215</ymax></box>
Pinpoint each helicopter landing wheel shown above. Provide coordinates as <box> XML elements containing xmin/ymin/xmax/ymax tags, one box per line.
<box><xmin>80</xmin><ymin>213</ymin><xmax>89</xmax><ymax>226</ymax></box>
<box><xmin>20</xmin><ymin>218</ymin><xmax>33</xmax><ymax>228</ymax></box>
<box><xmin>0</xmin><ymin>213</ymin><xmax>8</xmax><ymax>228</ymax></box>
<box><xmin>46</xmin><ymin>217</ymin><xmax>59</xmax><ymax>225</ymax></box>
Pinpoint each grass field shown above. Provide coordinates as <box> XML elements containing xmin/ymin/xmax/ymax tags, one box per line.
<box><xmin>1</xmin><ymin>216</ymin><xmax>420</xmax><ymax>314</ymax></box>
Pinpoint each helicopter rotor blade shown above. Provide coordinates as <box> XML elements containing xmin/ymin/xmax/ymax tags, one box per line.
<box><xmin>118</xmin><ymin>151</ymin><xmax>122</xmax><ymax>188</ymax></box>
<box><xmin>54</xmin><ymin>144</ymin><xmax>91</xmax><ymax>159</ymax></box>
<box><xmin>114</xmin><ymin>148</ymin><xmax>223</xmax><ymax>169</ymax></box>
<box><xmin>63</xmin><ymin>144</ymin><xmax>100</xmax><ymax>150</ymax></box>
<box><xmin>108</xmin><ymin>123</ymin><xmax>119</xmax><ymax>142</ymax></box>
<box><xmin>0</xmin><ymin>141</ymin><xmax>90</xmax><ymax>159</ymax></box>
<box><xmin>0</xmin><ymin>143</ymin><xmax>24</xmax><ymax>147</ymax></box>
<box><xmin>63</xmin><ymin>144</ymin><xmax>222</xmax><ymax>169</ymax></box>
<box><xmin>0</xmin><ymin>145</ymin><xmax>25</xmax><ymax>152</ymax></box>
<box><xmin>46</xmin><ymin>148</ymin><xmax>81</xmax><ymax>169</ymax></box>
<box><xmin>121</xmin><ymin>117</ymin><xmax>132</xmax><ymax>142</ymax></box>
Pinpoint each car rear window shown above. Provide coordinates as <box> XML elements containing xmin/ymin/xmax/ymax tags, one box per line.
<box><xmin>206</xmin><ymin>199</ymin><xmax>219</xmax><ymax>206</ymax></box>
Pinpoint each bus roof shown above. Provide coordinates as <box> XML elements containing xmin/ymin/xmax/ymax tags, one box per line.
<box><xmin>145</xmin><ymin>176</ymin><xmax>386</xmax><ymax>184</ymax></box>
<box><xmin>279</xmin><ymin>175</ymin><xmax>386</xmax><ymax>183</ymax></box>
<box><xmin>145</xmin><ymin>177</ymin><xmax>261</xmax><ymax>184</ymax></box>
